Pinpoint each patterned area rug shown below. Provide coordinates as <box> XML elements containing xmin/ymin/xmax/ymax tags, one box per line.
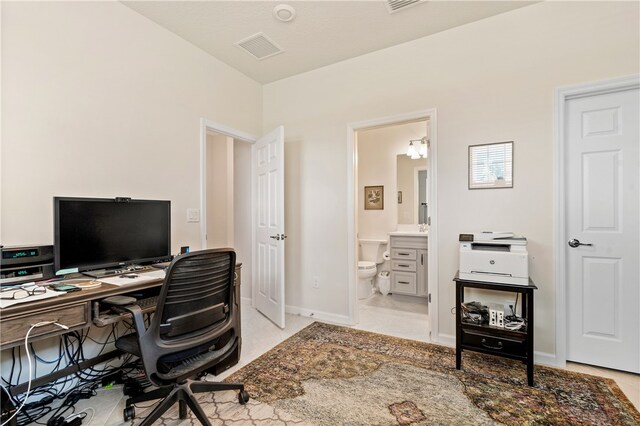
<box><xmin>137</xmin><ymin>322</ymin><xmax>639</xmax><ymax>425</ymax></box>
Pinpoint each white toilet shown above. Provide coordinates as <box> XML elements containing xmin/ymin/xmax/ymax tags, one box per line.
<box><xmin>358</xmin><ymin>239</ymin><xmax>388</xmax><ymax>299</ymax></box>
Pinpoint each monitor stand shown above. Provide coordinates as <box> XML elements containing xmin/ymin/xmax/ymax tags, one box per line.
<box><xmin>83</xmin><ymin>269</ymin><xmax>124</xmax><ymax>279</ymax></box>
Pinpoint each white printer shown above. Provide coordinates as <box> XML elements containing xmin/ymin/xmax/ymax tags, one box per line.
<box><xmin>459</xmin><ymin>232</ymin><xmax>529</xmax><ymax>285</ymax></box>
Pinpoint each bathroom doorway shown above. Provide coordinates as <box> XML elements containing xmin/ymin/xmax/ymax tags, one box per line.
<box><xmin>347</xmin><ymin>109</ymin><xmax>438</xmax><ymax>343</ymax></box>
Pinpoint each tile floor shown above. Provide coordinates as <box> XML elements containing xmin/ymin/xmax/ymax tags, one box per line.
<box><xmin>50</xmin><ymin>295</ymin><xmax>640</xmax><ymax>424</ymax></box>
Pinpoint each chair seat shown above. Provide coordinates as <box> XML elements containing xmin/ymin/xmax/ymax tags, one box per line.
<box><xmin>116</xmin><ymin>332</ymin><xmax>238</xmax><ymax>382</ymax></box>
<box><xmin>115</xmin><ymin>333</ymin><xmax>141</xmax><ymax>357</ymax></box>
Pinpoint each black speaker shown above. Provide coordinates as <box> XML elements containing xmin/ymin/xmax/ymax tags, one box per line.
<box><xmin>1</xmin><ymin>386</ymin><xmax>17</xmax><ymax>426</ymax></box>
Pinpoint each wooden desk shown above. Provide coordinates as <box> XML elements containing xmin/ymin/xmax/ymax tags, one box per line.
<box><xmin>1</xmin><ymin>265</ymin><xmax>242</xmax><ymax>349</ymax></box>
<box><xmin>0</xmin><ymin>279</ymin><xmax>163</xmax><ymax>349</ymax></box>
<box><xmin>1</xmin><ymin>265</ymin><xmax>241</xmax><ymax>394</ymax></box>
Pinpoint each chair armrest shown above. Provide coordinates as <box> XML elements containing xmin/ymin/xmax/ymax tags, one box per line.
<box><xmin>112</xmin><ymin>304</ymin><xmax>148</xmax><ymax>336</ymax></box>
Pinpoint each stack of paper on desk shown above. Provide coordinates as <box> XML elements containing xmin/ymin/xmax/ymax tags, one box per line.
<box><xmin>98</xmin><ymin>269</ymin><xmax>166</xmax><ymax>287</ymax></box>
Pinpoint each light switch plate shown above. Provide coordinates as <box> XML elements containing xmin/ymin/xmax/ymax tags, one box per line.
<box><xmin>187</xmin><ymin>208</ymin><xmax>200</xmax><ymax>223</ymax></box>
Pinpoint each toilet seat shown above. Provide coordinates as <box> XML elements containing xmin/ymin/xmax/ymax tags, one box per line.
<box><xmin>358</xmin><ymin>261</ymin><xmax>376</xmax><ymax>270</ymax></box>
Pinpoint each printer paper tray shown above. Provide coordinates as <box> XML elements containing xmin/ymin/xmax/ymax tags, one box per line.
<box><xmin>459</xmin><ymin>271</ymin><xmax>529</xmax><ymax>286</ymax></box>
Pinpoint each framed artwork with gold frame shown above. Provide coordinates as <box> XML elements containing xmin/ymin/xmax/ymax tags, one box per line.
<box><xmin>364</xmin><ymin>185</ymin><xmax>384</xmax><ymax>210</ymax></box>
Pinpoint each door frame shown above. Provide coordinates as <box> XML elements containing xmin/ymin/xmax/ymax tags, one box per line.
<box><xmin>199</xmin><ymin>118</ymin><xmax>256</xmax><ymax>250</ymax></box>
<box><xmin>346</xmin><ymin>108</ymin><xmax>439</xmax><ymax>340</ymax></box>
<box><xmin>554</xmin><ymin>74</ymin><xmax>639</xmax><ymax>368</ymax></box>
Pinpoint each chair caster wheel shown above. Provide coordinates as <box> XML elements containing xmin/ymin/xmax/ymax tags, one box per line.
<box><xmin>123</xmin><ymin>405</ymin><xmax>136</xmax><ymax>421</ymax></box>
<box><xmin>238</xmin><ymin>390</ymin><xmax>250</xmax><ymax>405</ymax></box>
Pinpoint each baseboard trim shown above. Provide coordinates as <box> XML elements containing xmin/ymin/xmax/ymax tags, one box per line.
<box><xmin>534</xmin><ymin>351</ymin><xmax>558</xmax><ymax>367</ymax></box>
<box><xmin>436</xmin><ymin>333</ymin><xmax>456</xmax><ymax>348</ymax></box>
<box><xmin>243</xmin><ymin>300</ymin><xmax>351</xmax><ymax>326</ymax></box>
<box><xmin>285</xmin><ymin>304</ymin><xmax>351</xmax><ymax>325</ymax></box>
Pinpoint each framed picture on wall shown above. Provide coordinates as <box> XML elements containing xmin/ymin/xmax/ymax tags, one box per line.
<box><xmin>364</xmin><ymin>185</ymin><xmax>384</xmax><ymax>210</ymax></box>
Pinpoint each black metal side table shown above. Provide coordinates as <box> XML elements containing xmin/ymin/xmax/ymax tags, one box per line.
<box><xmin>454</xmin><ymin>272</ymin><xmax>537</xmax><ymax>386</ymax></box>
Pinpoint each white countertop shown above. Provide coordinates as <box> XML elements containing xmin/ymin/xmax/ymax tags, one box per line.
<box><xmin>388</xmin><ymin>231</ymin><xmax>429</xmax><ymax>237</ymax></box>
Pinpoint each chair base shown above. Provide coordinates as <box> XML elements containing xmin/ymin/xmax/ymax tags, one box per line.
<box><xmin>124</xmin><ymin>379</ymin><xmax>247</xmax><ymax>426</ymax></box>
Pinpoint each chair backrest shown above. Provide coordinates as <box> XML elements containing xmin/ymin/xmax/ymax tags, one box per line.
<box><xmin>137</xmin><ymin>248</ymin><xmax>238</xmax><ymax>379</ymax></box>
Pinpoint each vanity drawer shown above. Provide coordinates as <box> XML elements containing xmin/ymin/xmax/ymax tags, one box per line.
<box><xmin>390</xmin><ymin>236</ymin><xmax>427</xmax><ymax>250</ymax></box>
<box><xmin>391</xmin><ymin>249</ymin><xmax>416</xmax><ymax>260</ymax></box>
<box><xmin>391</xmin><ymin>260</ymin><xmax>416</xmax><ymax>272</ymax></box>
<box><xmin>391</xmin><ymin>272</ymin><xmax>417</xmax><ymax>295</ymax></box>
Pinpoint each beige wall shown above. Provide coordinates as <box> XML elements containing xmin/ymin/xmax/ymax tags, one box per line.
<box><xmin>1</xmin><ymin>2</ymin><xmax>262</xmax><ymax>253</ymax></box>
<box><xmin>206</xmin><ymin>132</ymin><xmax>234</xmax><ymax>248</ymax></box>
<box><xmin>205</xmin><ymin>134</ymin><xmax>253</xmax><ymax>298</ymax></box>
<box><xmin>233</xmin><ymin>140</ymin><xmax>253</xmax><ymax>299</ymax></box>
<box><xmin>263</xmin><ymin>1</ymin><xmax>640</xmax><ymax>355</ymax></box>
<box><xmin>357</xmin><ymin>121</ymin><xmax>426</xmax><ymax>240</ymax></box>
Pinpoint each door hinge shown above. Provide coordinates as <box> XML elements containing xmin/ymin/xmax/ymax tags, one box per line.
<box><xmin>428</xmin><ymin>293</ymin><xmax>431</xmax><ymax>303</ymax></box>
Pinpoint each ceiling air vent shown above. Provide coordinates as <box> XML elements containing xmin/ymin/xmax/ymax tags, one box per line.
<box><xmin>386</xmin><ymin>0</ymin><xmax>422</xmax><ymax>14</ymax></box>
<box><xmin>235</xmin><ymin>32</ymin><xmax>284</xmax><ymax>60</ymax></box>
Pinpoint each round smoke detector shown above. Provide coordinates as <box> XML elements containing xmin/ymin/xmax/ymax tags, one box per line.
<box><xmin>273</xmin><ymin>4</ymin><xmax>296</xmax><ymax>22</ymax></box>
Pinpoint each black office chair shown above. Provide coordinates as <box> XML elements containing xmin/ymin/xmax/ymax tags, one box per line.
<box><xmin>115</xmin><ymin>248</ymin><xmax>249</xmax><ymax>426</ymax></box>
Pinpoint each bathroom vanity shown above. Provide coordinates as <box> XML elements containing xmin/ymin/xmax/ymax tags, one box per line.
<box><xmin>389</xmin><ymin>233</ymin><xmax>428</xmax><ymax>297</ymax></box>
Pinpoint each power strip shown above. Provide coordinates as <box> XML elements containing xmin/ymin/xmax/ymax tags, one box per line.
<box><xmin>488</xmin><ymin>303</ymin><xmax>505</xmax><ymax>328</ymax></box>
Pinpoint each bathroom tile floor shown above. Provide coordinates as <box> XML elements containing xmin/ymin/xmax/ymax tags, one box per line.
<box><xmin>49</xmin><ymin>297</ymin><xmax>639</xmax><ymax>424</ymax></box>
<box><xmin>355</xmin><ymin>293</ymin><xmax>430</xmax><ymax>342</ymax></box>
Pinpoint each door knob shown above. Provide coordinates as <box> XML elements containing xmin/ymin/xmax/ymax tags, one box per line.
<box><xmin>269</xmin><ymin>234</ymin><xmax>287</xmax><ymax>241</ymax></box>
<box><xmin>568</xmin><ymin>238</ymin><xmax>593</xmax><ymax>248</ymax></box>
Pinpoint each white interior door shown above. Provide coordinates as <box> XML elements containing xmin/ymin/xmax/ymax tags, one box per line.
<box><xmin>252</xmin><ymin>126</ymin><xmax>285</xmax><ymax>328</ymax></box>
<box><xmin>566</xmin><ymin>87</ymin><xmax>639</xmax><ymax>373</ymax></box>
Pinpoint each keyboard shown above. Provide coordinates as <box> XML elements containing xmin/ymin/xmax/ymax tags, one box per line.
<box><xmin>93</xmin><ymin>294</ymin><xmax>160</xmax><ymax>326</ymax></box>
<box><xmin>137</xmin><ymin>295</ymin><xmax>159</xmax><ymax>309</ymax></box>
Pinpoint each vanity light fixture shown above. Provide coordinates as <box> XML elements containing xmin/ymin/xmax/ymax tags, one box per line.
<box><xmin>418</xmin><ymin>138</ymin><xmax>428</xmax><ymax>158</ymax></box>
<box><xmin>406</xmin><ymin>141</ymin><xmax>418</xmax><ymax>158</ymax></box>
<box><xmin>407</xmin><ymin>137</ymin><xmax>429</xmax><ymax>159</ymax></box>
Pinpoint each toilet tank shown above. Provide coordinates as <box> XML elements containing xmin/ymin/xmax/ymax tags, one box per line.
<box><xmin>359</xmin><ymin>239</ymin><xmax>388</xmax><ymax>264</ymax></box>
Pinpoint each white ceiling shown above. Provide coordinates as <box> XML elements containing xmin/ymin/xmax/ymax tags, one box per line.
<box><xmin>122</xmin><ymin>1</ymin><xmax>534</xmax><ymax>84</ymax></box>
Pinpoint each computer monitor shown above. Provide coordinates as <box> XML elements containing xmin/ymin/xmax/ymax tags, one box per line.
<box><xmin>54</xmin><ymin>197</ymin><xmax>171</xmax><ymax>276</ymax></box>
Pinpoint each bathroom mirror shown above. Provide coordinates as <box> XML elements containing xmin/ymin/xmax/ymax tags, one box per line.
<box><xmin>397</xmin><ymin>154</ymin><xmax>428</xmax><ymax>225</ymax></box>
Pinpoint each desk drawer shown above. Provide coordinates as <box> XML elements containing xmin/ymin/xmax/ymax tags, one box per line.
<box><xmin>1</xmin><ymin>303</ymin><xmax>90</xmax><ymax>347</ymax></box>
<box><xmin>461</xmin><ymin>330</ymin><xmax>526</xmax><ymax>357</ymax></box>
